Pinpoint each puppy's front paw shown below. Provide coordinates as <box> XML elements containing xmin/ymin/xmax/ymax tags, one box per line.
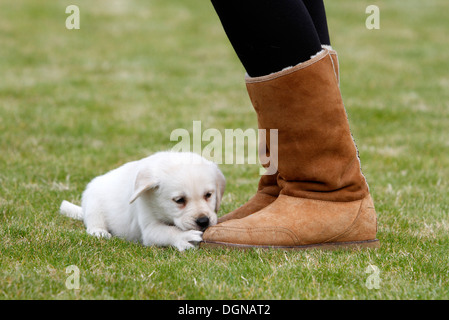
<box><xmin>87</xmin><ymin>227</ymin><xmax>112</xmax><ymax>239</ymax></box>
<box><xmin>174</xmin><ymin>230</ymin><xmax>203</xmax><ymax>251</ymax></box>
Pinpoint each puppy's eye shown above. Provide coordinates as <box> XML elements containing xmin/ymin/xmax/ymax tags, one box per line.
<box><xmin>204</xmin><ymin>192</ymin><xmax>212</xmax><ymax>200</ymax></box>
<box><xmin>173</xmin><ymin>197</ymin><xmax>186</xmax><ymax>205</ymax></box>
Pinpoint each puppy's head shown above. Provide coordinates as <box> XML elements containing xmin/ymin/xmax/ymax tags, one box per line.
<box><xmin>129</xmin><ymin>152</ymin><xmax>225</xmax><ymax>231</ymax></box>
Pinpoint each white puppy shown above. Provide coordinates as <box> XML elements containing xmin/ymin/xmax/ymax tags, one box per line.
<box><xmin>60</xmin><ymin>152</ymin><xmax>225</xmax><ymax>251</ymax></box>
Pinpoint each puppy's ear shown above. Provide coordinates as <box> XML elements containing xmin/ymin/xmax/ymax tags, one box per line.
<box><xmin>129</xmin><ymin>168</ymin><xmax>159</xmax><ymax>204</ymax></box>
<box><xmin>214</xmin><ymin>167</ymin><xmax>226</xmax><ymax>213</ymax></box>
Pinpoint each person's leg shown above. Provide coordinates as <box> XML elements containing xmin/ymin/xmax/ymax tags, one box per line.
<box><xmin>302</xmin><ymin>0</ymin><xmax>331</xmax><ymax>46</ymax></box>
<box><xmin>211</xmin><ymin>0</ymin><xmax>322</xmax><ymax>77</ymax></box>
<box><xmin>203</xmin><ymin>1</ymin><xmax>379</xmax><ymax>249</ymax></box>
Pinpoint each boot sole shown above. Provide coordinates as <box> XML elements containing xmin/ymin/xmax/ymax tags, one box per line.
<box><xmin>200</xmin><ymin>239</ymin><xmax>380</xmax><ymax>250</ymax></box>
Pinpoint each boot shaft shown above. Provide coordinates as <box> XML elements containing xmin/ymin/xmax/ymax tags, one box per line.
<box><xmin>246</xmin><ymin>49</ymin><xmax>369</xmax><ymax>202</ymax></box>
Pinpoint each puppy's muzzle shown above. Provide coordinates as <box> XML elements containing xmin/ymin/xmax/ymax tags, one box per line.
<box><xmin>196</xmin><ymin>215</ymin><xmax>210</xmax><ymax>231</ymax></box>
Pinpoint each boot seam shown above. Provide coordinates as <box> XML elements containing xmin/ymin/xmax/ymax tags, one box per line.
<box><xmin>324</xmin><ymin>197</ymin><xmax>366</xmax><ymax>243</ymax></box>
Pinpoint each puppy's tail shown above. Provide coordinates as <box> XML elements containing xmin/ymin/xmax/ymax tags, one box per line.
<box><xmin>60</xmin><ymin>200</ymin><xmax>83</xmax><ymax>220</ymax></box>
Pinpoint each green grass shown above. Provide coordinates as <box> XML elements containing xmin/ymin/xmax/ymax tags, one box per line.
<box><xmin>1</xmin><ymin>0</ymin><xmax>448</xmax><ymax>299</ymax></box>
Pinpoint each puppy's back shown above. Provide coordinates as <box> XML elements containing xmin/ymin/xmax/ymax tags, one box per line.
<box><xmin>81</xmin><ymin>160</ymin><xmax>139</xmax><ymax>214</ymax></box>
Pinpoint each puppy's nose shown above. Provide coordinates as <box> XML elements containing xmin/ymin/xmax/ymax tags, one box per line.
<box><xmin>196</xmin><ymin>216</ymin><xmax>210</xmax><ymax>230</ymax></box>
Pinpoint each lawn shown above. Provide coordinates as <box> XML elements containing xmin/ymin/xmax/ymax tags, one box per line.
<box><xmin>1</xmin><ymin>0</ymin><xmax>448</xmax><ymax>300</ymax></box>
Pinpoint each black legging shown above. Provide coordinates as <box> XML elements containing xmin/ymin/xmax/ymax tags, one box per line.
<box><xmin>211</xmin><ymin>0</ymin><xmax>331</xmax><ymax>77</ymax></box>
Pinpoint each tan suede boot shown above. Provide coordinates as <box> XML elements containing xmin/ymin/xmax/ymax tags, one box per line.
<box><xmin>202</xmin><ymin>49</ymin><xmax>379</xmax><ymax>249</ymax></box>
<box><xmin>218</xmin><ymin>46</ymin><xmax>341</xmax><ymax>224</ymax></box>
